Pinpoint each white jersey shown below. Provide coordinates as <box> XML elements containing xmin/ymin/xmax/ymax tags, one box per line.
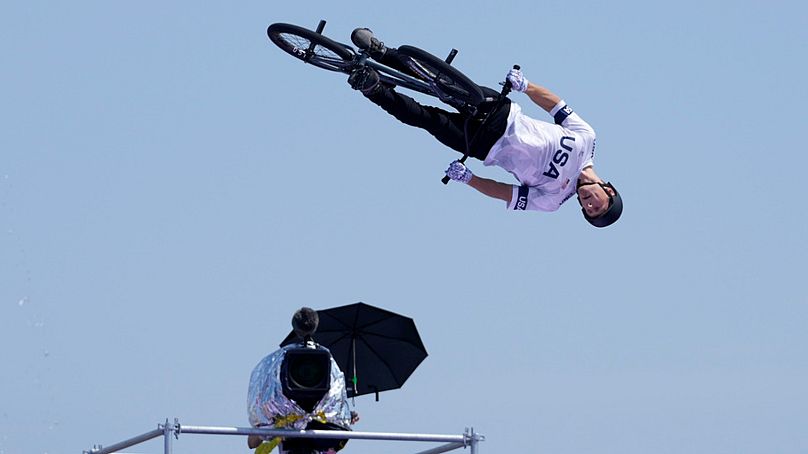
<box><xmin>483</xmin><ymin>100</ymin><xmax>596</xmax><ymax>211</ymax></box>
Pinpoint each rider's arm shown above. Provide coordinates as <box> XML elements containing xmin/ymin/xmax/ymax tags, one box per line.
<box><xmin>523</xmin><ymin>82</ymin><xmax>562</xmax><ymax>114</ymax></box>
<box><xmin>523</xmin><ymin>81</ymin><xmax>594</xmax><ymax>137</ymax></box>
<box><xmin>468</xmin><ymin>175</ymin><xmax>562</xmax><ymax>212</ymax></box>
<box><xmin>468</xmin><ymin>175</ymin><xmax>513</xmax><ymax>204</ymax></box>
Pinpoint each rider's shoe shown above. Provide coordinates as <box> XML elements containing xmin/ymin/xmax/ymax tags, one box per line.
<box><xmin>351</xmin><ymin>28</ymin><xmax>386</xmax><ymax>59</ymax></box>
<box><xmin>348</xmin><ymin>66</ymin><xmax>381</xmax><ymax>95</ymax></box>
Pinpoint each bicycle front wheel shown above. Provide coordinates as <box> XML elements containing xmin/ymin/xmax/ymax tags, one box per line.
<box><xmin>267</xmin><ymin>23</ymin><xmax>354</xmax><ymax>72</ymax></box>
<box><xmin>397</xmin><ymin>45</ymin><xmax>484</xmax><ymax>107</ymax></box>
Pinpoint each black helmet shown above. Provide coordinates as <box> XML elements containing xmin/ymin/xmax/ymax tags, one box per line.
<box><xmin>578</xmin><ymin>182</ymin><xmax>623</xmax><ymax>228</ymax></box>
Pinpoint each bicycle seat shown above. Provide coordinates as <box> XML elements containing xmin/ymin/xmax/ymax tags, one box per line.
<box><xmin>479</xmin><ymin>85</ymin><xmax>503</xmax><ymax>102</ymax></box>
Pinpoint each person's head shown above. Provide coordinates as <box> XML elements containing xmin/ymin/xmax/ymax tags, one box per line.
<box><xmin>576</xmin><ymin>181</ymin><xmax>623</xmax><ymax>228</ymax></box>
<box><xmin>292</xmin><ymin>307</ymin><xmax>319</xmax><ymax>340</ymax></box>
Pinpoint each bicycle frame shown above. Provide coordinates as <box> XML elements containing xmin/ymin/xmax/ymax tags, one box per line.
<box><xmin>360</xmin><ymin>52</ymin><xmax>485</xmax><ymax>115</ymax></box>
<box><xmin>361</xmin><ymin>55</ymin><xmax>431</xmax><ymax>95</ymax></box>
<box><xmin>318</xmin><ymin>44</ymin><xmax>482</xmax><ymax>113</ymax></box>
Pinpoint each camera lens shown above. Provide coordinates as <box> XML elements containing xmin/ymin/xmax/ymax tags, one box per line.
<box><xmin>289</xmin><ymin>356</ymin><xmax>328</xmax><ymax>388</ymax></box>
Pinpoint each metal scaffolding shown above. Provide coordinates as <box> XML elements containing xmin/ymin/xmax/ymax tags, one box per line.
<box><xmin>84</xmin><ymin>419</ymin><xmax>485</xmax><ymax>454</ymax></box>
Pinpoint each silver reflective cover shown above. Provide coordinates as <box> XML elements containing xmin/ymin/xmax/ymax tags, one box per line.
<box><xmin>248</xmin><ymin>343</ymin><xmax>351</xmax><ymax>432</ymax></box>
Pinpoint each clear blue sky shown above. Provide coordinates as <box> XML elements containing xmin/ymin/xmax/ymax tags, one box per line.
<box><xmin>2</xmin><ymin>1</ymin><xmax>807</xmax><ymax>453</ymax></box>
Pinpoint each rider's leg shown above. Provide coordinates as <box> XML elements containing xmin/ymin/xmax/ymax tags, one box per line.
<box><xmin>364</xmin><ymin>84</ymin><xmax>475</xmax><ymax>156</ymax></box>
<box><xmin>347</xmin><ymin>31</ymin><xmax>509</xmax><ymax>160</ymax></box>
<box><xmin>356</xmin><ymin>80</ymin><xmax>510</xmax><ymax>161</ymax></box>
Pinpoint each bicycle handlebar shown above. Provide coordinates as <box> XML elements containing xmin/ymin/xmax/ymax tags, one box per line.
<box><xmin>441</xmin><ymin>65</ymin><xmax>520</xmax><ymax>185</ymax></box>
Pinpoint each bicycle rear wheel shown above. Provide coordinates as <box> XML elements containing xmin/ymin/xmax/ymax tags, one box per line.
<box><xmin>397</xmin><ymin>45</ymin><xmax>484</xmax><ymax>107</ymax></box>
<box><xmin>267</xmin><ymin>23</ymin><xmax>354</xmax><ymax>72</ymax></box>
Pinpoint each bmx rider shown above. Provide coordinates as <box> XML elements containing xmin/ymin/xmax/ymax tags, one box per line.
<box><xmin>347</xmin><ymin>28</ymin><xmax>623</xmax><ymax>228</ymax></box>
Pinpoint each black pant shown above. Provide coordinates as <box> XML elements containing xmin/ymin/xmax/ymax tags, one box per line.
<box><xmin>364</xmin><ymin>49</ymin><xmax>510</xmax><ymax>161</ymax></box>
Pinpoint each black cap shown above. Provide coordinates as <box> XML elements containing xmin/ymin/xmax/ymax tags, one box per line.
<box><xmin>292</xmin><ymin>307</ymin><xmax>319</xmax><ymax>339</ymax></box>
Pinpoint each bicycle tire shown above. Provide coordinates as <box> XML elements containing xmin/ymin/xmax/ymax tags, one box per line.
<box><xmin>397</xmin><ymin>45</ymin><xmax>484</xmax><ymax>107</ymax></box>
<box><xmin>267</xmin><ymin>23</ymin><xmax>354</xmax><ymax>72</ymax></box>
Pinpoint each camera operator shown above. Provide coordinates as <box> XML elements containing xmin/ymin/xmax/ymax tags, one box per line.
<box><xmin>247</xmin><ymin>308</ymin><xmax>359</xmax><ymax>454</ymax></box>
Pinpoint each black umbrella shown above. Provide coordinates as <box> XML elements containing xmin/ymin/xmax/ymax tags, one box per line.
<box><xmin>280</xmin><ymin>302</ymin><xmax>428</xmax><ymax>399</ymax></box>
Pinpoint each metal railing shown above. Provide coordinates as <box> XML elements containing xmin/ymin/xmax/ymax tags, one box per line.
<box><xmin>84</xmin><ymin>419</ymin><xmax>485</xmax><ymax>454</ymax></box>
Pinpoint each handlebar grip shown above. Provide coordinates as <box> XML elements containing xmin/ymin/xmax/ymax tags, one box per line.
<box><xmin>442</xmin><ymin>154</ymin><xmax>469</xmax><ymax>184</ymax></box>
<box><xmin>502</xmin><ymin>64</ymin><xmax>521</xmax><ymax>95</ymax></box>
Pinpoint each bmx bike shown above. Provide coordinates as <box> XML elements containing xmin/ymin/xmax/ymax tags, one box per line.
<box><xmin>266</xmin><ymin>20</ymin><xmax>516</xmax><ymax>183</ymax></box>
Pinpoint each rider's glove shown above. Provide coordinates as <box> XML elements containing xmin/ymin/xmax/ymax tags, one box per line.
<box><xmin>445</xmin><ymin>160</ymin><xmax>473</xmax><ymax>184</ymax></box>
<box><xmin>507</xmin><ymin>68</ymin><xmax>529</xmax><ymax>93</ymax></box>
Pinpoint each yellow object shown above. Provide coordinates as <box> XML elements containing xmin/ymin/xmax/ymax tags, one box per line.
<box><xmin>255</xmin><ymin>438</ymin><xmax>280</xmax><ymax>454</ymax></box>
<box><xmin>253</xmin><ymin>412</ymin><xmax>330</xmax><ymax>454</ymax></box>
<box><xmin>273</xmin><ymin>411</ymin><xmax>327</xmax><ymax>427</ymax></box>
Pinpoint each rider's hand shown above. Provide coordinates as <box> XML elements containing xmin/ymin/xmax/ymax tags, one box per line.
<box><xmin>445</xmin><ymin>160</ymin><xmax>473</xmax><ymax>184</ymax></box>
<box><xmin>507</xmin><ymin>68</ymin><xmax>529</xmax><ymax>93</ymax></box>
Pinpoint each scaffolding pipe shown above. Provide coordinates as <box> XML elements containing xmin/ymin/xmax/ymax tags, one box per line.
<box><xmin>84</xmin><ymin>428</ymin><xmax>163</xmax><ymax>454</ymax></box>
<box><xmin>412</xmin><ymin>442</ymin><xmax>466</xmax><ymax>454</ymax></box>
<box><xmin>162</xmin><ymin>419</ymin><xmax>173</xmax><ymax>454</ymax></box>
<box><xmin>87</xmin><ymin>421</ymin><xmax>483</xmax><ymax>454</ymax></box>
<box><xmin>178</xmin><ymin>424</ymin><xmax>468</xmax><ymax>444</ymax></box>
<box><xmin>469</xmin><ymin>428</ymin><xmax>484</xmax><ymax>454</ymax></box>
